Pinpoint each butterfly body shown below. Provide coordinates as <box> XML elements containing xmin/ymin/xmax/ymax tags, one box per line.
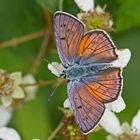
<box><xmin>64</xmin><ymin>63</ymin><xmax>110</xmax><ymax>81</ymax></box>
<box><xmin>52</xmin><ymin>11</ymin><xmax>131</xmax><ymax>134</ymax></box>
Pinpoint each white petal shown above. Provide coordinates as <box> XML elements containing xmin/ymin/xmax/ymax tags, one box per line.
<box><xmin>111</xmin><ymin>49</ymin><xmax>131</xmax><ymax>68</ymax></box>
<box><xmin>77</xmin><ymin>13</ymin><xmax>85</xmax><ymax>20</ymax></box>
<box><xmin>12</xmin><ymin>87</ymin><xmax>25</xmax><ymax>99</ymax></box>
<box><xmin>74</xmin><ymin>0</ymin><xmax>94</xmax><ymax>12</ymax></box>
<box><xmin>121</xmin><ymin>122</ymin><xmax>131</xmax><ymax>134</ymax></box>
<box><xmin>22</xmin><ymin>74</ymin><xmax>38</xmax><ymax>100</ymax></box>
<box><xmin>0</xmin><ymin>127</ymin><xmax>21</xmax><ymax>140</ymax></box>
<box><xmin>48</xmin><ymin>62</ymin><xmax>65</xmax><ymax>77</ymax></box>
<box><xmin>0</xmin><ymin>106</ymin><xmax>12</xmax><ymax>127</ymax></box>
<box><xmin>131</xmin><ymin>109</ymin><xmax>140</xmax><ymax>134</ymax></box>
<box><xmin>10</xmin><ymin>72</ymin><xmax>22</xmax><ymax>85</ymax></box>
<box><xmin>109</xmin><ymin>20</ymin><xmax>113</xmax><ymax>27</ymax></box>
<box><xmin>95</xmin><ymin>5</ymin><xmax>104</xmax><ymax>14</ymax></box>
<box><xmin>63</xmin><ymin>98</ymin><xmax>72</xmax><ymax>109</ymax></box>
<box><xmin>105</xmin><ymin>96</ymin><xmax>126</xmax><ymax>113</ymax></box>
<box><xmin>1</xmin><ymin>96</ymin><xmax>12</xmax><ymax>107</ymax></box>
<box><xmin>32</xmin><ymin>139</ymin><xmax>40</xmax><ymax>140</ymax></box>
<box><xmin>100</xmin><ymin>109</ymin><xmax>122</xmax><ymax>136</ymax></box>
<box><xmin>106</xmin><ymin>135</ymin><xmax>117</xmax><ymax>140</ymax></box>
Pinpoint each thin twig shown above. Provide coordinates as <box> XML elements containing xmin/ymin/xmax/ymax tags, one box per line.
<box><xmin>21</xmin><ymin>79</ymin><xmax>56</xmax><ymax>87</ymax></box>
<box><xmin>59</xmin><ymin>0</ymin><xmax>64</xmax><ymax>11</ymax></box>
<box><xmin>0</xmin><ymin>30</ymin><xmax>46</xmax><ymax>48</ymax></box>
<box><xmin>21</xmin><ymin>78</ymin><xmax>65</xmax><ymax>87</ymax></box>
<box><xmin>31</xmin><ymin>10</ymin><xmax>53</xmax><ymax>75</ymax></box>
<box><xmin>47</xmin><ymin>121</ymin><xmax>64</xmax><ymax>140</ymax></box>
<box><xmin>31</xmin><ymin>30</ymin><xmax>50</xmax><ymax>74</ymax></box>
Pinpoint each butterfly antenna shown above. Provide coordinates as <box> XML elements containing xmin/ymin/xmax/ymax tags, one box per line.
<box><xmin>48</xmin><ymin>84</ymin><xmax>60</xmax><ymax>102</ymax></box>
<box><xmin>40</xmin><ymin>56</ymin><xmax>50</xmax><ymax>64</ymax></box>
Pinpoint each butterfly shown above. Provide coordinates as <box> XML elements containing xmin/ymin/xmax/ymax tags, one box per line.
<box><xmin>52</xmin><ymin>11</ymin><xmax>131</xmax><ymax>134</ymax></box>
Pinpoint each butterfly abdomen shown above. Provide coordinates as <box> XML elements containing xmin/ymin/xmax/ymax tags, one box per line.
<box><xmin>89</xmin><ymin>63</ymin><xmax>111</xmax><ymax>73</ymax></box>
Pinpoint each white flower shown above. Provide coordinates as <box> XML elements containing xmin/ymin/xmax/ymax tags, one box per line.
<box><xmin>9</xmin><ymin>72</ymin><xmax>25</xmax><ymax>100</ymax></box>
<box><xmin>63</xmin><ymin>98</ymin><xmax>71</xmax><ymax>109</ymax></box>
<box><xmin>1</xmin><ymin>72</ymin><xmax>25</xmax><ymax>107</ymax></box>
<box><xmin>74</xmin><ymin>0</ymin><xmax>94</xmax><ymax>12</ymax></box>
<box><xmin>21</xmin><ymin>74</ymin><xmax>38</xmax><ymax>100</ymax></box>
<box><xmin>111</xmin><ymin>49</ymin><xmax>131</xmax><ymax>68</ymax></box>
<box><xmin>0</xmin><ymin>127</ymin><xmax>21</xmax><ymax>140</ymax></box>
<box><xmin>104</xmin><ymin>109</ymin><xmax>140</xmax><ymax>137</ymax></box>
<box><xmin>105</xmin><ymin>96</ymin><xmax>126</xmax><ymax>113</ymax></box>
<box><xmin>0</xmin><ymin>70</ymin><xmax>39</xmax><ymax>106</ymax></box>
<box><xmin>48</xmin><ymin>62</ymin><xmax>65</xmax><ymax>77</ymax></box>
<box><xmin>0</xmin><ymin>106</ymin><xmax>12</xmax><ymax>127</ymax></box>
<box><xmin>131</xmin><ymin>109</ymin><xmax>140</xmax><ymax>134</ymax></box>
<box><xmin>100</xmin><ymin>109</ymin><xmax>122</xmax><ymax>136</ymax></box>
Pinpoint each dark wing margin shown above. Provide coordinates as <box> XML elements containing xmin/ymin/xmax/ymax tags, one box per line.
<box><xmin>68</xmin><ymin>81</ymin><xmax>105</xmax><ymax>134</ymax></box>
<box><xmin>78</xmin><ymin>30</ymin><xmax>118</xmax><ymax>65</ymax></box>
<box><xmin>54</xmin><ymin>11</ymin><xmax>84</xmax><ymax>67</ymax></box>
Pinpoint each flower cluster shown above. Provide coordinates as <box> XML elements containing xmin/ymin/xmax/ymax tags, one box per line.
<box><xmin>106</xmin><ymin>110</ymin><xmax>140</xmax><ymax>140</ymax></box>
<box><xmin>75</xmin><ymin>0</ymin><xmax>114</xmax><ymax>32</ymax></box>
<box><xmin>0</xmin><ymin>69</ymin><xmax>38</xmax><ymax>107</ymax></box>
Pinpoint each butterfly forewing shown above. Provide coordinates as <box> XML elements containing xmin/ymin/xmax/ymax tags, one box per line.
<box><xmin>78</xmin><ymin>30</ymin><xmax>118</xmax><ymax>65</ymax></box>
<box><xmin>68</xmin><ymin>81</ymin><xmax>105</xmax><ymax>134</ymax></box>
<box><xmin>54</xmin><ymin>12</ymin><xmax>84</xmax><ymax>66</ymax></box>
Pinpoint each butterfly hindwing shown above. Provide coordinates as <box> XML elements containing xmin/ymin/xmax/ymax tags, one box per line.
<box><xmin>68</xmin><ymin>81</ymin><xmax>105</xmax><ymax>134</ymax></box>
<box><xmin>82</xmin><ymin>68</ymin><xmax>122</xmax><ymax>103</ymax></box>
<box><xmin>54</xmin><ymin>12</ymin><xmax>84</xmax><ymax>67</ymax></box>
<box><xmin>78</xmin><ymin>30</ymin><xmax>118</xmax><ymax>65</ymax></box>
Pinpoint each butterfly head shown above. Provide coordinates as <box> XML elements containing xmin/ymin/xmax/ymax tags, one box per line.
<box><xmin>59</xmin><ymin>70</ymin><xmax>66</xmax><ymax>79</ymax></box>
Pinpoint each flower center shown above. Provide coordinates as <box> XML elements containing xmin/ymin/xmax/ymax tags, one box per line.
<box><xmin>0</xmin><ymin>70</ymin><xmax>14</xmax><ymax>96</ymax></box>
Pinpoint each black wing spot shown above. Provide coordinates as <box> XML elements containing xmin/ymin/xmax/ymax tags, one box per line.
<box><xmin>60</xmin><ymin>24</ymin><xmax>66</xmax><ymax>27</ymax></box>
<box><xmin>60</xmin><ymin>37</ymin><xmax>66</xmax><ymax>40</ymax></box>
<box><xmin>77</xmin><ymin>105</ymin><xmax>82</xmax><ymax>109</ymax></box>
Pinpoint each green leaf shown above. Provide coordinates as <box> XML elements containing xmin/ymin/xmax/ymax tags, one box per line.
<box><xmin>11</xmin><ymin>90</ymin><xmax>51</xmax><ymax>140</ymax></box>
<box><xmin>37</xmin><ymin>0</ymin><xmax>59</xmax><ymax>13</ymax></box>
<box><xmin>63</xmin><ymin>0</ymin><xmax>80</xmax><ymax>15</ymax></box>
<box><xmin>116</xmin><ymin>0</ymin><xmax>140</xmax><ymax>32</ymax></box>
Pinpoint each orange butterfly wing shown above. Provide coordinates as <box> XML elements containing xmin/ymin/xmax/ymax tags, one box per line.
<box><xmin>82</xmin><ymin>68</ymin><xmax>122</xmax><ymax>103</ymax></box>
<box><xmin>78</xmin><ymin>30</ymin><xmax>118</xmax><ymax>65</ymax></box>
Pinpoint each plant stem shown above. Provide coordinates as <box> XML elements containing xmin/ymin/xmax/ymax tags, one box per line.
<box><xmin>47</xmin><ymin>121</ymin><xmax>64</xmax><ymax>140</ymax></box>
<box><xmin>31</xmin><ymin>9</ymin><xmax>52</xmax><ymax>75</ymax></box>
<box><xmin>59</xmin><ymin>0</ymin><xmax>64</xmax><ymax>11</ymax></box>
<box><xmin>0</xmin><ymin>30</ymin><xmax>46</xmax><ymax>48</ymax></box>
<box><xmin>21</xmin><ymin>78</ymin><xmax>65</xmax><ymax>87</ymax></box>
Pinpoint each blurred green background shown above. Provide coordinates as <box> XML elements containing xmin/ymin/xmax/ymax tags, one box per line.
<box><xmin>0</xmin><ymin>0</ymin><xmax>140</xmax><ymax>139</ymax></box>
